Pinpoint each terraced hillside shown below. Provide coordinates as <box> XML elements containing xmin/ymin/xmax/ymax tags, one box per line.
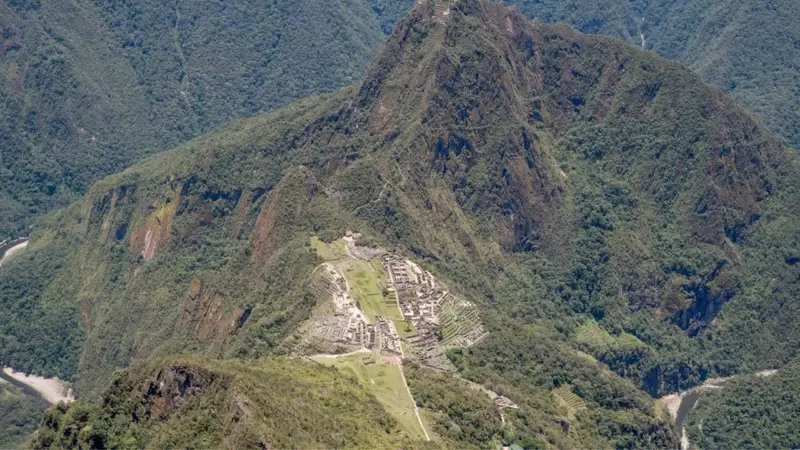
<box><xmin>574</xmin><ymin>319</ymin><xmax>646</xmax><ymax>352</ymax></box>
<box><xmin>298</xmin><ymin>235</ymin><xmax>485</xmax><ymax>369</ymax></box>
<box><xmin>552</xmin><ymin>384</ymin><xmax>587</xmax><ymax>420</ymax></box>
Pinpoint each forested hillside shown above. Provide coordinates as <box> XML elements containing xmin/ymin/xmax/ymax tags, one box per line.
<box><xmin>33</xmin><ymin>357</ymin><xmax>416</xmax><ymax>449</ymax></box>
<box><xmin>3</xmin><ymin>0</ymin><xmax>799</xmax><ymax>447</ymax></box>
<box><xmin>503</xmin><ymin>0</ymin><xmax>800</xmax><ymax>149</ymax></box>
<box><xmin>0</xmin><ymin>380</ymin><xmax>45</xmax><ymax>447</ymax></box>
<box><xmin>686</xmin><ymin>360</ymin><xmax>800</xmax><ymax>449</ymax></box>
<box><xmin>3</xmin><ymin>0</ymin><xmax>797</xmax><ymax>241</ymax></box>
<box><xmin>0</xmin><ymin>0</ymin><xmax>406</xmax><ymax>238</ymax></box>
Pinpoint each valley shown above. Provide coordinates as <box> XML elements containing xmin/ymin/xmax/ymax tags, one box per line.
<box><xmin>662</xmin><ymin>369</ymin><xmax>781</xmax><ymax>450</ymax></box>
<box><xmin>1</xmin><ymin>0</ymin><xmax>798</xmax><ymax>447</ymax></box>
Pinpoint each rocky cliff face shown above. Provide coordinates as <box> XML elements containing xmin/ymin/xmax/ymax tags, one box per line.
<box><xmin>34</xmin><ymin>358</ymin><xmax>410</xmax><ymax>449</ymax></box>
<box><xmin>136</xmin><ymin>364</ymin><xmax>216</xmax><ymax>422</ymax></box>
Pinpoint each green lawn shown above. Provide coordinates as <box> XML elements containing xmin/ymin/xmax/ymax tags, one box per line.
<box><xmin>395</xmin><ymin>320</ymin><xmax>416</xmax><ymax>339</ymax></box>
<box><xmin>310</xmin><ymin>236</ymin><xmax>339</xmax><ymax>261</ymax></box>
<box><xmin>344</xmin><ymin>260</ymin><xmax>403</xmax><ymax>322</ymax></box>
<box><xmin>312</xmin><ymin>354</ymin><xmax>429</xmax><ymax>440</ymax></box>
<box><xmin>312</xmin><ymin>237</ymin><xmax>403</xmax><ymax>323</ymax></box>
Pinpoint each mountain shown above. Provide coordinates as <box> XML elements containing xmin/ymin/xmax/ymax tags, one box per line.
<box><xmin>4</xmin><ymin>0</ymin><xmax>800</xmax><ymax>447</ymax></box>
<box><xmin>502</xmin><ymin>0</ymin><xmax>800</xmax><ymax>149</ymax></box>
<box><xmin>3</xmin><ymin>0</ymin><xmax>797</xmax><ymax>239</ymax></box>
<box><xmin>0</xmin><ymin>0</ymin><xmax>406</xmax><ymax>238</ymax></box>
<box><xmin>32</xmin><ymin>357</ymin><xmax>415</xmax><ymax>449</ymax></box>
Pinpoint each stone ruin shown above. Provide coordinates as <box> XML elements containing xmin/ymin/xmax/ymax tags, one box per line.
<box><xmin>297</xmin><ymin>238</ymin><xmax>486</xmax><ymax>369</ymax></box>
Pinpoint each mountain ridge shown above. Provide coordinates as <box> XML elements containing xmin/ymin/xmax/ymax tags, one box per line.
<box><xmin>3</xmin><ymin>0</ymin><xmax>800</xmax><ymax>447</ymax></box>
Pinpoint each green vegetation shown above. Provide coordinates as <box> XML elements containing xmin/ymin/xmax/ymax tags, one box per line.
<box><xmin>7</xmin><ymin>0</ymin><xmax>794</xmax><ymax>241</ymax></box>
<box><xmin>0</xmin><ymin>236</ymin><xmax>83</xmax><ymax>380</ymax></box>
<box><xmin>552</xmin><ymin>385</ymin><xmax>587</xmax><ymax>419</ymax></box>
<box><xmin>0</xmin><ymin>0</ymin><xmax>410</xmax><ymax>238</ymax></box>
<box><xmin>405</xmin><ymin>363</ymin><xmax>506</xmax><ymax>449</ymax></box>
<box><xmin>686</xmin><ymin>360</ymin><xmax>800</xmax><ymax>449</ymax></box>
<box><xmin>504</xmin><ymin>0</ymin><xmax>800</xmax><ymax>149</ymax></box>
<box><xmin>4</xmin><ymin>1</ymin><xmax>799</xmax><ymax>447</ymax></box>
<box><xmin>574</xmin><ymin>319</ymin><xmax>646</xmax><ymax>352</ymax></box>
<box><xmin>450</xmin><ymin>324</ymin><xmax>678</xmax><ymax>448</ymax></box>
<box><xmin>312</xmin><ymin>354</ymin><xmax>429</xmax><ymax>440</ymax></box>
<box><xmin>310</xmin><ymin>236</ymin><xmax>337</xmax><ymax>261</ymax></box>
<box><xmin>395</xmin><ymin>320</ymin><xmax>416</xmax><ymax>339</ymax></box>
<box><xmin>349</xmin><ymin>261</ymin><xmax>398</xmax><ymax>322</ymax></box>
<box><xmin>0</xmin><ymin>381</ymin><xmax>46</xmax><ymax>448</ymax></box>
<box><xmin>439</xmin><ymin>296</ymin><xmax>484</xmax><ymax>347</ymax></box>
<box><xmin>311</xmin><ymin>238</ymin><xmax>403</xmax><ymax>322</ymax></box>
<box><xmin>32</xmin><ymin>356</ymin><xmax>416</xmax><ymax>449</ymax></box>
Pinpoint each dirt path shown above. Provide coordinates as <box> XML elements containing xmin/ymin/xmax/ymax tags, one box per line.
<box><xmin>311</xmin><ymin>349</ymin><xmax>371</xmax><ymax>359</ymax></box>
<box><xmin>395</xmin><ymin>357</ymin><xmax>430</xmax><ymax>441</ymax></box>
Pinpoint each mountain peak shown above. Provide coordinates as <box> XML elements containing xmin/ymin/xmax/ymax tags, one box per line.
<box><xmin>6</xmin><ymin>2</ymin><xmax>800</xmax><ymax>448</ymax></box>
<box><xmin>351</xmin><ymin>0</ymin><xmax>778</xmax><ymax>255</ymax></box>
<box><xmin>357</xmin><ymin>0</ymin><xmax>532</xmax><ymax>126</ymax></box>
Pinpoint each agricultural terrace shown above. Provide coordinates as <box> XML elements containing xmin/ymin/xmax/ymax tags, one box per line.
<box><xmin>303</xmin><ymin>235</ymin><xmax>518</xmax><ymax>442</ymax></box>
<box><xmin>574</xmin><ymin>319</ymin><xmax>646</xmax><ymax>352</ymax></box>
<box><xmin>552</xmin><ymin>385</ymin><xmax>587</xmax><ymax>420</ymax></box>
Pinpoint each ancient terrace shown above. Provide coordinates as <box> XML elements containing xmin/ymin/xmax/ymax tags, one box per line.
<box><xmin>298</xmin><ymin>234</ymin><xmax>486</xmax><ymax>369</ymax></box>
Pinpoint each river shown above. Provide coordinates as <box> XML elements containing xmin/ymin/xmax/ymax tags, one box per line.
<box><xmin>662</xmin><ymin>370</ymin><xmax>778</xmax><ymax>449</ymax></box>
<box><xmin>0</xmin><ymin>238</ymin><xmax>28</xmax><ymax>266</ymax></box>
<box><xmin>0</xmin><ymin>237</ymin><xmax>75</xmax><ymax>405</ymax></box>
<box><xmin>0</xmin><ymin>368</ymin><xmax>74</xmax><ymax>405</ymax></box>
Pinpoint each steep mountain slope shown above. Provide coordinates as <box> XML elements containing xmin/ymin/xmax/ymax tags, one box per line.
<box><xmin>0</xmin><ymin>0</ymin><xmax>404</xmax><ymax>238</ymax></box>
<box><xmin>503</xmin><ymin>0</ymin><xmax>800</xmax><ymax>149</ymax></box>
<box><xmin>686</xmin><ymin>359</ymin><xmax>800</xmax><ymax>449</ymax></box>
<box><xmin>0</xmin><ymin>379</ymin><xmax>46</xmax><ymax>447</ymax></box>
<box><xmin>3</xmin><ymin>0</ymin><xmax>796</xmax><ymax>238</ymax></box>
<box><xmin>32</xmin><ymin>357</ymin><xmax>415</xmax><ymax>449</ymax></box>
<box><xmin>4</xmin><ymin>0</ymin><xmax>800</xmax><ymax>447</ymax></box>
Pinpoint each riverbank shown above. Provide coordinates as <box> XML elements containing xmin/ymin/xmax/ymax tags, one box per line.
<box><xmin>661</xmin><ymin>371</ymin><xmax>779</xmax><ymax>450</ymax></box>
<box><xmin>0</xmin><ymin>238</ymin><xmax>28</xmax><ymax>266</ymax></box>
<box><xmin>0</xmin><ymin>368</ymin><xmax>74</xmax><ymax>405</ymax></box>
